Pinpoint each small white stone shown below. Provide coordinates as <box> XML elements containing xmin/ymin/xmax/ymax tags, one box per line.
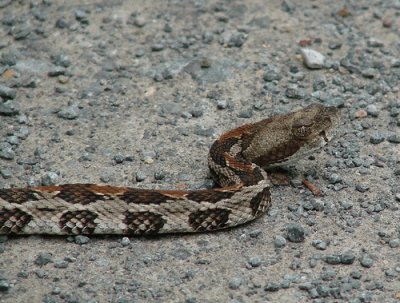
<box><xmin>144</xmin><ymin>156</ymin><xmax>154</xmax><ymax>164</ymax></box>
<box><xmin>301</xmin><ymin>48</ymin><xmax>325</xmax><ymax>69</ymax></box>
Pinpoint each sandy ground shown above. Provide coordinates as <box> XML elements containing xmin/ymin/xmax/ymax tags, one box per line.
<box><xmin>0</xmin><ymin>0</ymin><xmax>399</xmax><ymax>302</ymax></box>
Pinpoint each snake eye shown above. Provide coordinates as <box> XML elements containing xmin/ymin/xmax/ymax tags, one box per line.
<box><xmin>292</xmin><ymin>118</ymin><xmax>313</xmax><ymax>138</ymax></box>
<box><xmin>292</xmin><ymin>125</ymin><xmax>312</xmax><ymax>137</ymax></box>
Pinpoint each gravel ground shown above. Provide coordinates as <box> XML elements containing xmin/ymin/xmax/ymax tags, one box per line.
<box><xmin>0</xmin><ymin>0</ymin><xmax>400</xmax><ymax>302</ymax></box>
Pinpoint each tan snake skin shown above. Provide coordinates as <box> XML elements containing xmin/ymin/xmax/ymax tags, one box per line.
<box><xmin>0</xmin><ymin>104</ymin><xmax>340</xmax><ymax>235</ymax></box>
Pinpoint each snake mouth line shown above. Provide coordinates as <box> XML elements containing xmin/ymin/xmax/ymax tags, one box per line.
<box><xmin>320</xmin><ymin>131</ymin><xmax>329</xmax><ymax>143</ymax></box>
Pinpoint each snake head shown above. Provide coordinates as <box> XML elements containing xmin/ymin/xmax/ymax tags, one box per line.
<box><xmin>291</xmin><ymin>104</ymin><xmax>340</xmax><ymax>165</ymax></box>
<box><xmin>242</xmin><ymin>103</ymin><xmax>341</xmax><ymax>168</ymax></box>
<box><xmin>291</xmin><ymin>103</ymin><xmax>341</xmax><ymax>143</ymax></box>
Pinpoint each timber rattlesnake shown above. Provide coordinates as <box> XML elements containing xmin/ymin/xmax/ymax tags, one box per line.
<box><xmin>0</xmin><ymin>104</ymin><xmax>340</xmax><ymax>235</ymax></box>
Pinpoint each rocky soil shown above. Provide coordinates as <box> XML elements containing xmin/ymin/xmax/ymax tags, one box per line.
<box><xmin>0</xmin><ymin>0</ymin><xmax>399</xmax><ymax>302</ymax></box>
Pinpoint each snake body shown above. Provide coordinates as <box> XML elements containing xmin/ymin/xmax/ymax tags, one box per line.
<box><xmin>0</xmin><ymin>104</ymin><xmax>340</xmax><ymax>235</ymax></box>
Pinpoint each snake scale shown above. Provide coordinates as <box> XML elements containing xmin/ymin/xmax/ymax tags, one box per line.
<box><xmin>0</xmin><ymin>104</ymin><xmax>340</xmax><ymax>236</ymax></box>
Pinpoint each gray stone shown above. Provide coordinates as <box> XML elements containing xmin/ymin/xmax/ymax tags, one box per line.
<box><xmin>228</xmin><ymin>277</ymin><xmax>242</xmax><ymax>289</ymax></box>
<box><xmin>356</xmin><ymin>183</ymin><xmax>370</xmax><ymax>193</ymax></box>
<box><xmin>74</xmin><ymin>235</ymin><xmax>90</xmax><ymax>245</ymax></box>
<box><xmin>341</xmin><ymin>252</ymin><xmax>356</xmax><ymax>264</ymax></box>
<box><xmin>312</xmin><ymin>239</ymin><xmax>328</xmax><ymax>250</ymax></box>
<box><xmin>113</xmin><ymin>154</ymin><xmax>125</xmax><ymax>164</ymax></box>
<box><xmin>360</xmin><ymin>254</ymin><xmax>374</xmax><ymax>268</ymax></box>
<box><xmin>274</xmin><ymin>235</ymin><xmax>287</xmax><ymax>248</ymax></box>
<box><xmin>370</xmin><ymin>132</ymin><xmax>385</xmax><ymax>144</ymax></box>
<box><xmin>216</xmin><ymin>100</ymin><xmax>228</xmax><ymax>109</ymax></box>
<box><xmin>248</xmin><ymin>256</ymin><xmax>262</xmax><ymax>267</ymax></box>
<box><xmin>0</xmin><ymin>279</ymin><xmax>9</xmax><ymax>292</ymax></box>
<box><xmin>41</xmin><ymin>172</ymin><xmax>59</xmax><ymax>186</ymax></box>
<box><xmin>301</xmin><ymin>48</ymin><xmax>325</xmax><ymax>69</ymax></box>
<box><xmin>54</xmin><ymin>260</ymin><xmax>69</xmax><ymax>268</ymax></box>
<box><xmin>263</xmin><ymin>69</ymin><xmax>282</xmax><ymax>82</ymax></box>
<box><xmin>367</xmin><ymin>38</ymin><xmax>384</xmax><ymax>47</ymax></box>
<box><xmin>287</xmin><ymin>223</ymin><xmax>305</xmax><ymax>242</ymax></box>
<box><xmin>388</xmin><ymin>134</ymin><xmax>400</xmax><ymax>144</ymax></box>
<box><xmin>58</xmin><ymin>105</ymin><xmax>79</xmax><ymax>120</ymax></box>
<box><xmin>366</xmin><ymin>104</ymin><xmax>379</xmax><ymax>117</ymax></box>
<box><xmin>0</xmin><ymin>85</ymin><xmax>16</xmax><ymax>99</ymax></box>
<box><xmin>136</xmin><ymin>171</ymin><xmax>146</xmax><ymax>182</ymax></box>
<box><xmin>325</xmin><ymin>254</ymin><xmax>341</xmax><ymax>265</ymax></box>
<box><xmin>389</xmin><ymin>238</ymin><xmax>400</xmax><ymax>248</ymax></box>
<box><xmin>285</xmin><ymin>84</ymin><xmax>306</xmax><ymax>99</ymax></box>
<box><xmin>0</xmin><ymin>143</ymin><xmax>15</xmax><ymax>160</ymax></box>
<box><xmin>264</xmin><ymin>282</ymin><xmax>280</xmax><ymax>292</ymax></box>
<box><xmin>35</xmin><ymin>252</ymin><xmax>53</xmax><ymax>266</ymax></box>
<box><xmin>0</xmin><ymin>100</ymin><xmax>19</xmax><ymax>116</ymax></box>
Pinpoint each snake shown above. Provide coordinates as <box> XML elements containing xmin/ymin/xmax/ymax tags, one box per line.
<box><xmin>0</xmin><ymin>104</ymin><xmax>340</xmax><ymax>236</ymax></box>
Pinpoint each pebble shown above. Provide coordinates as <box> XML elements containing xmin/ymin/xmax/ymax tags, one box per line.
<box><xmin>51</xmin><ymin>287</ymin><xmax>61</xmax><ymax>295</ymax></box>
<box><xmin>365</xmin><ymin>104</ymin><xmax>379</xmax><ymax>117</ymax></box>
<box><xmin>75</xmin><ymin>9</ymin><xmax>89</xmax><ymax>24</ymax></box>
<box><xmin>285</xmin><ymin>84</ymin><xmax>306</xmax><ymax>99</ymax></box>
<box><xmin>154</xmin><ymin>171</ymin><xmax>165</xmax><ymax>180</ymax></box>
<box><xmin>0</xmin><ymin>279</ymin><xmax>9</xmax><ymax>292</ymax></box>
<box><xmin>355</xmin><ymin>183</ymin><xmax>369</xmax><ymax>193</ymax></box>
<box><xmin>113</xmin><ymin>154</ymin><xmax>125</xmax><ymax>164</ymax></box>
<box><xmin>74</xmin><ymin>235</ymin><xmax>90</xmax><ymax>245</ymax></box>
<box><xmin>151</xmin><ymin>44</ymin><xmax>165</xmax><ymax>52</ymax></box>
<box><xmin>237</xmin><ymin>109</ymin><xmax>253</xmax><ymax>118</ymax></box>
<box><xmin>312</xmin><ymin>239</ymin><xmax>328</xmax><ymax>250</ymax></box>
<box><xmin>248</xmin><ymin>229</ymin><xmax>262</xmax><ymax>238</ymax></box>
<box><xmin>11</xmin><ymin>23</ymin><xmax>31</xmax><ymax>40</ymax></box>
<box><xmin>133</xmin><ymin>16</ymin><xmax>146</xmax><ymax>28</ymax></box>
<box><xmin>341</xmin><ymin>252</ymin><xmax>356</xmax><ymax>264</ymax></box>
<box><xmin>388</xmin><ymin>238</ymin><xmax>400</xmax><ymax>248</ymax></box>
<box><xmin>274</xmin><ymin>235</ymin><xmax>287</xmax><ymax>248</ymax></box>
<box><xmin>263</xmin><ymin>69</ymin><xmax>282</xmax><ymax>82</ymax></box>
<box><xmin>326</xmin><ymin>173</ymin><xmax>342</xmax><ymax>184</ymax></box>
<box><xmin>367</xmin><ymin>38</ymin><xmax>384</xmax><ymax>47</ymax></box>
<box><xmin>48</xmin><ymin>66</ymin><xmax>66</xmax><ymax>77</ymax></box>
<box><xmin>221</xmin><ymin>31</ymin><xmax>247</xmax><ymax>47</ymax></box>
<box><xmin>54</xmin><ymin>260</ymin><xmax>69</xmax><ymax>268</ymax></box>
<box><xmin>0</xmin><ymin>85</ymin><xmax>16</xmax><ymax>99</ymax></box>
<box><xmin>340</xmin><ymin>200</ymin><xmax>353</xmax><ymax>210</ymax></box>
<box><xmin>121</xmin><ymin>237</ymin><xmax>130</xmax><ymax>247</ymax></box>
<box><xmin>143</xmin><ymin>156</ymin><xmax>154</xmax><ymax>164</ymax></box>
<box><xmin>369</xmin><ymin>133</ymin><xmax>385</xmax><ymax>144</ymax></box>
<box><xmin>312</xmin><ymin>75</ymin><xmax>326</xmax><ymax>91</ymax></box>
<box><xmin>52</xmin><ymin>53</ymin><xmax>71</xmax><ymax>68</ymax></box>
<box><xmin>216</xmin><ymin>100</ymin><xmax>228</xmax><ymax>109</ymax></box>
<box><xmin>325</xmin><ymin>254</ymin><xmax>341</xmax><ymax>265</ymax></box>
<box><xmin>35</xmin><ymin>252</ymin><xmax>53</xmax><ymax>266</ymax></box>
<box><xmin>387</xmin><ymin>134</ymin><xmax>400</xmax><ymax>144</ymax></box>
<box><xmin>0</xmin><ymin>100</ymin><xmax>20</xmax><ymax>116</ymax></box>
<box><xmin>247</xmin><ymin>257</ymin><xmax>262</xmax><ymax>267</ymax></box>
<box><xmin>354</xmin><ymin>109</ymin><xmax>367</xmax><ymax>119</ymax></box>
<box><xmin>360</xmin><ymin>254</ymin><xmax>374</xmax><ymax>268</ymax></box>
<box><xmin>0</xmin><ymin>143</ymin><xmax>16</xmax><ymax>160</ymax></box>
<box><xmin>361</xmin><ymin>68</ymin><xmax>377</xmax><ymax>79</ymax></box>
<box><xmin>301</xmin><ymin>48</ymin><xmax>325</xmax><ymax>69</ymax></box>
<box><xmin>58</xmin><ymin>105</ymin><xmax>79</xmax><ymax>120</ymax></box>
<box><xmin>287</xmin><ymin>223</ymin><xmax>305</xmax><ymax>242</ymax></box>
<box><xmin>0</xmin><ymin>168</ymin><xmax>12</xmax><ymax>179</ymax></box>
<box><xmin>55</xmin><ymin>17</ymin><xmax>69</xmax><ymax>29</ymax></box>
<box><xmin>264</xmin><ymin>282</ymin><xmax>280</xmax><ymax>292</ymax></box>
<box><xmin>135</xmin><ymin>171</ymin><xmax>146</xmax><ymax>182</ymax></box>
<box><xmin>228</xmin><ymin>277</ymin><xmax>242</xmax><ymax>289</ymax></box>
<box><xmin>41</xmin><ymin>172</ymin><xmax>59</xmax><ymax>186</ymax></box>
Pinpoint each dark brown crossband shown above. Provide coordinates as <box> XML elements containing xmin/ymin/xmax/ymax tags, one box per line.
<box><xmin>123</xmin><ymin>211</ymin><xmax>166</xmax><ymax>235</ymax></box>
<box><xmin>188</xmin><ymin>208</ymin><xmax>231</xmax><ymax>231</ymax></box>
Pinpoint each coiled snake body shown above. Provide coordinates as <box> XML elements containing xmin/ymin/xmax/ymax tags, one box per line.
<box><xmin>0</xmin><ymin>104</ymin><xmax>340</xmax><ymax>235</ymax></box>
